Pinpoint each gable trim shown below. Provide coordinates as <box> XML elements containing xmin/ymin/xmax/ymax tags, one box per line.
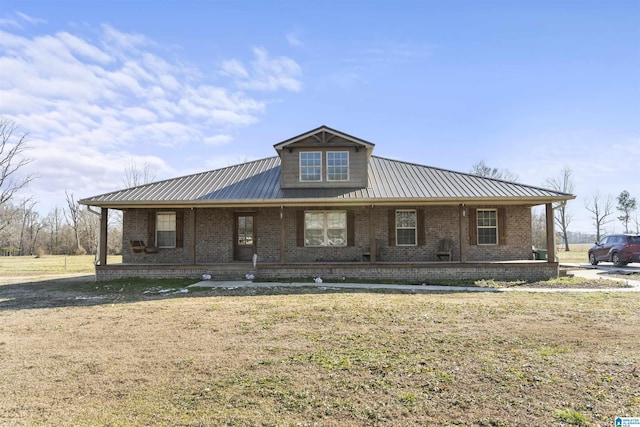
<box><xmin>273</xmin><ymin>125</ymin><xmax>375</xmax><ymax>152</ymax></box>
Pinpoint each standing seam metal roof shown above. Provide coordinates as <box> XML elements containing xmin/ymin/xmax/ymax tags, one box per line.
<box><xmin>79</xmin><ymin>155</ymin><xmax>574</xmax><ymax>206</ymax></box>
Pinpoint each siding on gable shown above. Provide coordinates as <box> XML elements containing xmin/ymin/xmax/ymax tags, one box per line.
<box><xmin>279</xmin><ymin>136</ymin><xmax>369</xmax><ymax>189</ymax></box>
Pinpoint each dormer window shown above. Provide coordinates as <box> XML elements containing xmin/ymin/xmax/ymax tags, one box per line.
<box><xmin>327</xmin><ymin>151</ymin><xmax>349</xmax><ymax>181</ymax></box>
<box><xmin>300</xmin><ymin>152</ymin><xmax>322</xmax><ymax>181</ymax></box>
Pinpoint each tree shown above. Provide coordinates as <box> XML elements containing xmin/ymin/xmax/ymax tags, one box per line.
<box><xmin>0</xmin><ymin>116</ymin><xmax>33</xmax><ymax>210</ymax></box>
<box><xmin>531</xmin><ymin>208</ymin><xmax>547</xmax><ymax>249</ymax></box>
<box><xmin>616</xmin><ymin>190</ymin><xmax>637</xmax><ymax>233</ymax></box>
<box><xmin>65</xmin><ymin>191</ymin><xmax>84</xmax><ymax>254</ymax></box>
<box><xmin>123</xmin><ymin>158</ymin><xmax>156</xmax><ymax>187</ymax></box>
<box><xmin>584</xmin><ymin>192</ymin><xmax>614</xmax><ymax>242</ymax></box>
<box><xmin>470</xmin><ymin>160</ymin><xmax>518</xmax><ymax>182</ymax></box>
<box><xmin>544</xmin><ymin>165</ymin><xmax>574</xmax><ymax>251</ymax></box>
<box><xmin>17</xmin><ymin>199</ymin><xmax>42</xmax><ymax>256</ymax></box>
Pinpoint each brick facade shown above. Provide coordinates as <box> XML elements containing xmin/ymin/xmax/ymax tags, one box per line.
<box><xmin>120</xmin><ymin>204</ymin><xmax>533</xmax><ymax>267</ymax></box>
<box><xmin>95</xmin><ymin>262</ymin><xmax>558</xmax><ymax>282</ymax></box>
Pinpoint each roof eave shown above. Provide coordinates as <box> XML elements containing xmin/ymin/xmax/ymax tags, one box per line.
<box><xmin>80</xmin><ymin>194</ymin><xmax>576</xmax><ymax>210</ymax></box>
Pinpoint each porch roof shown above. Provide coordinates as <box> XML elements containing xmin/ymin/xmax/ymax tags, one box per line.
<box><xmin>79</xmin><ymin>155</ymin><xmax>575</xmax><ymax>209</ymax></box>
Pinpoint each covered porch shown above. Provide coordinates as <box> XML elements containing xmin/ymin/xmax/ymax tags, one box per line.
<box><xmin>92</xmin><ymin>202</ymin><xmax>559</xmax><ymax>282</ymax></box>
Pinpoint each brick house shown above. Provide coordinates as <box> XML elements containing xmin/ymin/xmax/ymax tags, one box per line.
<box><xmin>80</xmin><ymin>126</ymin><xmax>575</xmax><ymax>282</ymax></box>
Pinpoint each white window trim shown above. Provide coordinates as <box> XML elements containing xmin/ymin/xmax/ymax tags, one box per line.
<box><xmin>326</xmin><ymin>151</ymin><xmax>349</xmax><ymax>182</ymax></box>
<box><xmin>396</xmin><ymin>209</ymin><xmax>417</xmax><ymax>246</ymax></box>
<box><xmin>299</xmin><ymin>151</ymin><xmax>322</xmax><ymax>182</ymax></box>
<box><xmin>156</xmin><ymin>212</ymin><xmax>176</xmax><ymax>248</ymax></box>
<box><xmin>477</xmin><ymin>208</ymin><xmax>498</xmax><ymax>246</ymax></box>
<box><xmin>304</xmin><ymin>210</ymin><xmax>347</xmax><ymax>247</ymax></box>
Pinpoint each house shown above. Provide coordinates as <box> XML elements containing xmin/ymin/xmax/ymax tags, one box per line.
<box><xmin>79</xmin><ymin>125</ymin><xmax>575</xmax><ymax>282</ymax></box>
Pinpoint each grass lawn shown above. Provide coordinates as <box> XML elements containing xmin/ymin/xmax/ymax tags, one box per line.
<box><xmin>0</xmin><ymin>275</ymin><xmax>638</xmax><ymax>426</ymax></box>
<box><xmin>556</xmin><ymin>244</ymin><xmax>592</xmax><ymax>264</ymax></box>
<box><xmin>0</xmin><ymin>254</ymin><xmax>122</xmax><ymax>275</ymax></box>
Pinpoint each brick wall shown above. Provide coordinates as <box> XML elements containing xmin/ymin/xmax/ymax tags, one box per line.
<box><xmin>121</xmin><ymin>204</ymin><xmax>533</xmax><ymax>265</ymax></box>
<box><xmin>95</xmin><ymin>262</ymin><xmax>558</xmax><ymax>282</ymax></box>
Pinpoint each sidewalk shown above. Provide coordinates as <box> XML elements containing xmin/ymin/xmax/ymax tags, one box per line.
<box><xmin>562</xmin><ymin>263</ymin><xmax>640</xmax><ymax>292</ymax></box>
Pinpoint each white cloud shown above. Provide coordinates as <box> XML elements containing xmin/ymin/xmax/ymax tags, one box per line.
<box><xmin>0</xmin><ymin>12</ymin><xmax>45</xmax><ymax>29</ymax></box>
<box><xmin>220</xmin><ymin>59</ymin><xmax>249</xmax><ymax>79</ymax></box>
<box><xmin>203</xmin><ymin>134</ymin><xmax>233</xmax><ymax>146</ymax></box>
<box><xmin>0</xmin><ymin>20</ymin><xmax>303</xmax><ymax>213</ymax></box>
<box><xmin>15</xmin><ymin>12</ymin><xmax>46</xmax><ymax>26</ymax></box>
<box><xmin>286</xmin><ymin>32</ymin><xmax>304</xmax><ymax>47</ymax></box>
<box><xmin>222</xmin><ymin>47</ymin><xmax>303</xmax><ymax>92</ymax></box>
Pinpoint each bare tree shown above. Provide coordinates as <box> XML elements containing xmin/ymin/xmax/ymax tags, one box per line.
<box><xmin>44</xmin><ymin>206</ymin><xmax>64</xmax><ymax>255</ymax></box>
<box><xmin>470</xmin><ymin>160</ymin><xmax>519</xmax><ymax>182</ymax></box>
<box><xmin>531</xmin><ymin>208</ymin><xmax>546</xmax><ymax>249</ymax></box>
<box><xmin>616</xmin><ymin>190</ymin><xmax>637</xmax><ymax>233</ymax></box>
<box><xmin>544</xmin><ymin>165</ymin><xmax>574</xmax><ymax>251</ymax></box>
<box><xmin>123</xmin><ymin>158</ymin><xmax>157</xmax><ymax>187</ymax></box>
<box><xmin>584</xmin><ymin>192</ymin><xmax>614</xmax><ymax>242</ymax></box>
<box><xmin>64</xmin><ymin>191</ymin><xmax>83</xmax><ymax>254</ymax></box>
<box><xmin>17</xmin><ymin>198</ymin><xmax>42</xmax><ymax>255</ymax></box>
<box><xmin>0</xmin><ymin>116</ymin><xmax>34</xmax><ymax>209</ymax></box>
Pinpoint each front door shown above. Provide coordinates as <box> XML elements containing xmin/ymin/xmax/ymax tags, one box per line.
<box><xmin>234</xmin><ymin>214</ymin><xmax>256</xmax><ymax>261</ymax></box>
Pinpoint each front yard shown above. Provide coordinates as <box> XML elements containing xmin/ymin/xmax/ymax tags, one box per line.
<box><xmin>0</xmin><ymin>272</ymin><xmax>638</xmax><ymax>426</ymax></box>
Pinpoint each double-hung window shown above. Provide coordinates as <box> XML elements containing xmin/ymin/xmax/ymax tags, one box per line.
<box><xmin>304</xmin><ymin>211</ymin><xmax>347</xmax><ymax>247</ymax></box>
<box><xmin>477</xmin><ymin>209</ymin><xmax>498</xmax><ymax>245</ymax></box>
<box><xmin>300</xmin><ymin>152</ymin><xmax>322</xmax><ymax>181</ymax></box>
<box><xmin>156</xmin><ymin>212</ymin><xmax>176</xmax><ymax>248</ymax></box>
<box><xmin>327</xmin><ymin>151</ymin><xmax>349</xmax><ymax>181</ymax></box>
<box><xmin>396</xmin><ymin>210</ymin><xmax>417</xmax><ymax>246</ymax></box>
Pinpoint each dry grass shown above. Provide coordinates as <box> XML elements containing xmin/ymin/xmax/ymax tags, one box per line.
<box><xmin>556</xmin><ymin>244</ymin><xmax>591</xmax><ymax>263</ymax></box>
<box><xmin>0</xmin><ymin>277</ymin><xmax>638</xmax><ymax>426</ymax></box>
<box><xmin>0</xmin><ymin>255</ymin><xmax>122</xmax><ymax>281</ymax></box>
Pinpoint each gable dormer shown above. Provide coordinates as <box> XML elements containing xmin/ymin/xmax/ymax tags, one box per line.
<box><xmin>274</xmin><ymin>126</ymin><xmax>375</xmax><ymax>189</ymax></box>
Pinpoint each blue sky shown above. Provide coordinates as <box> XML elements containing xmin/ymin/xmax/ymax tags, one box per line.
<box><xmin>1</xmin><ymin>0</ymin><xmax>638</xmax><ymax>233</ymax></box>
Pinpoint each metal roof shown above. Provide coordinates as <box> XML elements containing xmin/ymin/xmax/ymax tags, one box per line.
<box><xmin>80</xmin><ymin>155</ymin><xmax>574</xmax><ymax>208</ymax></box>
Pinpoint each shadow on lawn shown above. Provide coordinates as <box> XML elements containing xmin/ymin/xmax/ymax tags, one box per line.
<box><xmin>0</xmin><ymin>276</ymin><xmax>443</xmax><ymax>312</ymax></box>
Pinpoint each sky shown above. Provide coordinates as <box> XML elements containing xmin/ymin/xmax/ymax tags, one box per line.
<box><xmin>1</xmin><ymin>0</ymin><xmax>639</xmax><ymax>234</ymax></box>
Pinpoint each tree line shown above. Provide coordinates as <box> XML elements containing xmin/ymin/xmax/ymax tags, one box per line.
<box><xmin>1</xmin><ymin>117</ymin><xmax>637</xmax><ymax>256</ymax></box>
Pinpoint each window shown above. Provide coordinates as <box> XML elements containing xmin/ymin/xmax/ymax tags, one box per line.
<box><xmin>300</xmin><ymin>152</ymin><xmax>322</xmax><ymax>181</ymax></box>
<box><xmin>327</xmin><ymin>151</ymin><xmax>349</xmax><ymax>181</ymax></box>
<box><xmin>237</xmin><ymin>215</ymin><xmax>254</xmax><ymax>246</ymax></box>
<box><xmin>477</xmin><ymin>209</ymin><xmax>498</xmax><ymax>245</ymax></box>
<box><xmin>304</xmin><ymin>211</ymin><xmax>347</xmax><ymax>247</ymax></box>
<box><xmin>396</xmin><ymin>210</ymin><xmax>417</xmax><ymax>246</ymax></box>
<box><xmin>156</xmin><ymin>212</ymin><xmax>176</xmax><ymax>248</ymax></box>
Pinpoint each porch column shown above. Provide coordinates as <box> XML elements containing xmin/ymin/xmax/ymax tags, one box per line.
<box><xmin>460</xmin><ymin>204</ymin><xmax>467</xmax><ymax>263</ymax></box>
<box><xmin>99</xmin><ymin>207</ymin><xmax>108</xmax><ymax>265</ymax></box>
<box><xmin>189</xmin><ymin>208</ymin><xmax>196</xmax><ymax>264</ymax></box>
<box><xmin>280</xmin><ymin>207</ymin><xmax>286</xmax><ymax>264</ymax></box>
<box><xmin>369</xmin><ymin>206</ymin><xmax>376</xmax><ymax>263</ymax></box>
<box><xmin>545</xmin><ymin>203</ymin><xmax>556</xmax><ymax>263</ymax></box>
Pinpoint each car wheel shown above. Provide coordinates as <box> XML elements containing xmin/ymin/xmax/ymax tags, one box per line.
<box><xmin>589</xmin><ymin>252</ymin><xmax>598</xmax><ymax>266</ymax></box>
<box><xmin>612</xmin><ymin>252</ymin><xmax>622</xmax><ymax>267</ymax></box>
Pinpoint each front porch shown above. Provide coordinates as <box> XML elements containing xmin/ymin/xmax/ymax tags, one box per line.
<box><xmin>94</xmin><ymin>260</ymin><xmax>558</xmax><ymax>282</ymax></box>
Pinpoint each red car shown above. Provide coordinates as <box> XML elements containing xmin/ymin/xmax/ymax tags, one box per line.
<box><xmin>588</xmin><ymin>234</ymin><xmax>640</xmax><ymax>267</ymax></box>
